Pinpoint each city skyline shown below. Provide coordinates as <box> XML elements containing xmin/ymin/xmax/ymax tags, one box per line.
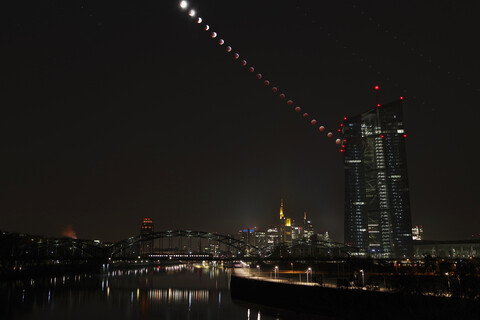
<box><xmin>1</xmin><ymin>1</ymin><xmax>479</xmax><ymax>242</ymax></box>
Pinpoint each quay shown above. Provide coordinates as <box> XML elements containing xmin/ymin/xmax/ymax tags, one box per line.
<box><xmin>230</xmin><ymin>268</ymin><xmax>480</xmax><ymax>319</ymax></box>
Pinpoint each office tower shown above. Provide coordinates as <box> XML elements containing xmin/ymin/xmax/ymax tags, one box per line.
<box><xmin>412</xmin><ymin>226</ymin><xmax>424</xmax><ymax>241</ymax></box>
<box><xmin>238</xmin><ymin>228</ymin><xmax>256</xmax><ymax>247</ymax></box>
<box><xmin>279</xmin><ymin>199</ymin><xmax>285</xmax><ymax>243</ymax></box>
<box><xmin>342</xmin><ymin>97</ymin><xmax>413</xmax><ymax>259</ymax></box>
<box><xmin>140</xmin><ymin>217</ymin><xmax>154</xmax><ymax>256</ymax></box>
<box><xmin>292</xmin><ymin>226</ymin><xmax>302</xmax><ymax>241</ymax></box>
<box><xmin>255</xmin><ymin>230</ymin><xmax>267</xmax><ymax>253</ymax></box>
<box><xmin>266</xmin><ymin>226</ymin><xmax>280</xmax><ymax>248</ymax></box>
<box><xmin>238</xmin><ymin>228</ymin><xmax>256</xmax><ymax>255</ymax></box>
<box><xmin>303</xmin><ymin>212</ymin><xmax>315</xmax><ymax>242</ymax></box>
<box><xmin>284</xmin><ymin>218</ymin><xmax>292</xmax><ymax>244</ymax></box>
<box><xmin>278</xmin><ymin>199</ymin><xmax>294</xmax><ymax>244</ymax></box>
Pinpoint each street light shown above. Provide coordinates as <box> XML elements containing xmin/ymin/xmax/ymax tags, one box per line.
<box><xmin>306</xmin><ymin>267</ymin><xmax>312</xmax><ymax>283</ymax></box>
<box><xmin>256</xmin><ymin>265</ymin><xmax>260</xmax><ymax>277</ymax></box>
<box><xmin>274</xmin><ymin>266</ymin><xmax>279</xmax><ymax>280</ymax></box>
<box><xmin>359</xmin><ymin>269</ymin><xmax>365</xmax><ymax>287</ymax></box>
<box><xmin>445</xmin><ymin>272</ymin><xmax>450</xmax><ymax>292</ymax></box>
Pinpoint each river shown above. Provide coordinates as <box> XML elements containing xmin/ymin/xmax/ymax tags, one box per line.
<box><xmin>1</xmin><ymin>264</ymin><xmax>292</xmax><ymax>320</ymax></box>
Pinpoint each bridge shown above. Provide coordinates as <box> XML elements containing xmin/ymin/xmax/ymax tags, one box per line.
<box><xmin>1</xmin><ymin>229</ymin><xmax>357</xmax><ymax>263</ymax></box>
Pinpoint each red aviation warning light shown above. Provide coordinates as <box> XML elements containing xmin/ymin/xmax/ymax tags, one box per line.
<box><xmin>374</xmin><ymin>85</ymin><xmax>380</xmax><ymax>91</ymax></box>
<box><xmin>399</xmin><ymin>96</ymin><xmax>404</xmax><ymax>100</ymax></box>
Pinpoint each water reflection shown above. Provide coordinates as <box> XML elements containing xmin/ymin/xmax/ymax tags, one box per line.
<box><xmin>0</xmin><ymin>264</ymin><xmax>278</xmax><ymax>320</ymax></box>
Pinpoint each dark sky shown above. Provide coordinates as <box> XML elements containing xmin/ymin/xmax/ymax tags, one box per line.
<box><xmin>1</xmin><ymin>0</ymin><xmax>479</xmax><ymax>242</ymax></box>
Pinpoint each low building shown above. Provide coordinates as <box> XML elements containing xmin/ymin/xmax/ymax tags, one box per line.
<box><xmin>413</xmin><ymin>240</ymin><xmax>480</xmax><ymax>259</ymax></box>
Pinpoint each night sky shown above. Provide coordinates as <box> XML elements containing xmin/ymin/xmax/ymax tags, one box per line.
<box><xmin>1</xmin><ymin>0</ymin><xmax>479</xmax><ymax>242</ymax></box>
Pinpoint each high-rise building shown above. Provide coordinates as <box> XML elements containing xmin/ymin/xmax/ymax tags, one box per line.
<box><xmin>303</xmin><ymin>212</ymin><xmax>315</xmax><ymax>242</ymax></box>
<box><xmin>278</xmin><ymin>199</ymin><xmax>294</xmax><ymax>245</ymax></box>
<box><xmin>255</xmin><ymin>230</ymin><xmax>267</xmax><ymax>253</ymax></box>
<box><xmin>292</xmin><ymin>226</ymin><xmax>302</xmax><ymax>241</ymax></box>
<box><xmin>266</xmin><ymin>226</ymin><xmax>280</xmax><ymax>248</ymax></box>
<box><xmin>284</xmin><ymin>218</ymin><xmax>293</xmax><ymax>244</ymax></box>
<box><xmin>278</xmin><ymin>199</ymin><xmax>285</xmax><ymax>243</ymax></box>
<box><xmin>238</xmin><ymin>228</ymin><xmax>256</xmax><ymax>255</ymax></box>
<box><xmin>279</xmin><ymin>198</ymin><xmax>285</xmax><ymax>220</ymax></box>
<box><xmin>140</xmin><ymin>218</ymin><xmax>154</xmax><ymax>256</ymax></box>
<box><xmin>412</xmin><ymin>226</ymin><xmax>423</xmax><ymax>241</ymax></box>
<box><xmin>342</xmin><ymin>97</ymin><xmax>413</xmax><ymax>259</ymax></box>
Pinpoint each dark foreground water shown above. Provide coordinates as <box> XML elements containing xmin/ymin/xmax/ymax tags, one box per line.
<box><xmin>1</xmin><ymin>265</ymin><xmax>287</xmax><ymax>320</ymax></box>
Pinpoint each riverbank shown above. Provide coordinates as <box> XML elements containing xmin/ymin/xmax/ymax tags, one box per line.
<box><xmin>230</xmin><ymin>269</ymin><xmax>480</xmax><ymax>319</ymax></box>
<box><xmin>0</xmin><ymin>260</ymin><xmax>104</xmax><ymax>281</ymax></box>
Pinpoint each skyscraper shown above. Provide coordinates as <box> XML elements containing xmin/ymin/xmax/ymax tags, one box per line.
<box><xmin>303</xmin><ymin>212</ymin><xmax>315</xmax><ymax>242</ymax></box>
<box><xmin>412</xmin><ymin>225</ymin><xmax>424</xmax><ymax>241</ymax></box>
<box><xmin>342</xmin><ymin>97</ymin><xmax>413</xmax><ymax>259</ymax></box>
<box><xmin>278</xmin><ymin>199</ymin><xmax>292</xmax><ymax>245</ymax></box>
<box><xmin>279</xmin><ymin>199</ymin><xmax>285</xmax><ymax>243</ymax></box>
<box><xmin>140</xmin><ymin>218</ymin><xmax>154</xmax><ymax>256</ymax></box>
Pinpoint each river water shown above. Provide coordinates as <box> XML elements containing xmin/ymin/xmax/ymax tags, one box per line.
<box><xmin>1</xmin><ymin>265</ymin><xmax>286</xmax><ymax>320</ymax></box>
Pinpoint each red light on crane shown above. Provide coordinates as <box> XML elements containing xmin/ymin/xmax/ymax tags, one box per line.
<box><xmin>377</xmin><ymin>104</ymin><xmax>381</xmax><ymax>107</ymax></box>
<box><xmin>399</xmin><ymin>96</ymin><xmax>404</xmax><ymax>100</ymax></box>
<box><xmin>374</xmin><ymin>85</ymin><xmax>379</xmax><ymax>90</ymax></box>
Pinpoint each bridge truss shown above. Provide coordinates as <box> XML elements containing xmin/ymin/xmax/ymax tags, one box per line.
<box><xmin>109</xmin><ymin>230</ymin><xmax>259</xmax><ymax>259</ymax></box>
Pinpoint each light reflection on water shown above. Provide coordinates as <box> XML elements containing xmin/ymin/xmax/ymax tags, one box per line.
<box><xmin>146</xmin><ymin>288</ymin><xmax>210</xmax><ymax>303</ymax></box>
<box><xmin>0</xmin><ymin>264</ymin><xmax>281</xmax><ymax>320</ymax></box>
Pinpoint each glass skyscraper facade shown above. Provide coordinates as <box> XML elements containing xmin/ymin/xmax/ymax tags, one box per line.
<box><xmin>342</xmin><ymin>99</ymin><xmax>413</xmax><ymax>259</ymax></box>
